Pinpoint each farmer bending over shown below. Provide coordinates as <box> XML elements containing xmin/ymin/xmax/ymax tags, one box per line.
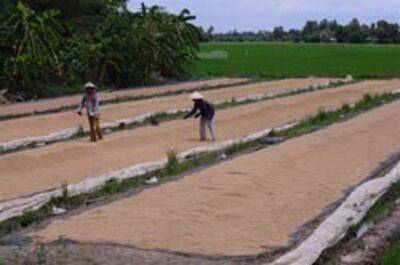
<box><xmin>184</xmin><ymin>92</ymin><xmax>216</xmax><ymax>141</ymax></box>
<box><xmin>77</xmin><ymin>82</ymin><xmax>103</xmax><ymax>142</ymax></box>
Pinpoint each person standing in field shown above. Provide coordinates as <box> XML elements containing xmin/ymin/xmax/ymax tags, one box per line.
<box><xmin>184</xmin><ymin>92</ymin><xmax>216</xmax><ymax>141</ymax></box>
<box><xmin>77</xmin><ymin>82</ymin><xmax>103</xmax><ymax>142</ymax></box>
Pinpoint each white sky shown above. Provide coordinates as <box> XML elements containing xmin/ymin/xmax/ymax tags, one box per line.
<box><xmin>128</xmin><ymin>0</ymin><xmax>400</xmax><ymax>32</ymax></box>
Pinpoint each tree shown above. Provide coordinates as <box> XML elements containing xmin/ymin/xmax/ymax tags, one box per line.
<box><xmin>0</xmin><ymin>1</ymin><xmax>201</xmax><ymax>99</ymax></box>
<box><xmin>335</xmin><ymin>25</ymin><xmax>347</xmax><ymax>43</ymax></box>
<box><xmin>319</xmin><ymin>20</ymin><xmax>338</xmax><ymax>42</ymax></box>
<box><xmin>2</xmin><ymin>1</ymin><xmax>63</xmax><ymax>97</ymax></box>
<box><xmin>288</xmin><ymin>29</ymin><xmax>301</xmax><ymax>42</ymax></box>
<box><xmin>345</xmin><ymin>18</ymin><xmax>365</xmax><ymax>43</ymax></box>
<box><xmin>23</xmin><ymin>0</ymin><xmax>128</xmax><ymax>35</ymax></box>
<box><xmin>302</xmin><ymin>21</ymin><xmax>320</xmax><ymax>42</ymax></box>
<box><xmin>319</xmin><ymin>28</ymin><xmax>335</xmax><ymax>42</ymax></box>
<box><xmin>375</xmin><ymin>20</ymin><xmax>400</xmax><ymax>43</ymax></box>
<box><xmin>273</xmin><ymin>26</ymin><xmax>285</xmax><ymax>41</ymax></box>
<box><xmin>207</xmin><ymin>26</ymin><xmax>215</xmax><ymax>37</ymax></box>
<box><xmin>133</xmin><ymin>4</ymin><xmax>199</xmax><ymax>81</ymax></box>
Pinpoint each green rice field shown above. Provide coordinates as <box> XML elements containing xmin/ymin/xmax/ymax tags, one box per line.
<box><xmin>193</xmin><ymin>42</ymin><xmax>400</xmax><ymax>78</ymax></box>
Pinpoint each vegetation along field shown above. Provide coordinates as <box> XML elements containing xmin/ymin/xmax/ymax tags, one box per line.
<box><xmin>193</xmin><ymin>42</ymin><xmax>400</xmax><ymax>78</ymax></box>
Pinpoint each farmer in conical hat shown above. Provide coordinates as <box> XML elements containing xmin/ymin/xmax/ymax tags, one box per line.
<box><xmin>77</xmin><ymin>82</ymin><xmax>103</xmax><ymax>142</ymax></box>
<box><xmin>184</xmin><ymin>92</ymin><xmax>216</xmax><ymax>141</ymax></box>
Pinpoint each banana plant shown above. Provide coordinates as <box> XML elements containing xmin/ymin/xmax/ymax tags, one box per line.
<box><xmin>0</xmin><ymin>1</ymin><xmax>200</xmax><ymax>99</ymax></box>
<box><xmin>3</xmin><ymin>1</ymin><xmax>63</xmax><ymax>95</ymax></box>
<box><xmin>134</xmin><ymin>4</ymin><xmax>200</xmax><ymax>81</ymax></box>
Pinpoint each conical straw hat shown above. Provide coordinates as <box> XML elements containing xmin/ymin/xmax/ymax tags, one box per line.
<box><xmin>190</xmin><ymin>91</ymin><xmax>204</xmax><ymax>100</ymax></box>
<box><xmin>83</xmin><ymin>82</ymin><xmax>97</xmax><ymax>89</ymax></box>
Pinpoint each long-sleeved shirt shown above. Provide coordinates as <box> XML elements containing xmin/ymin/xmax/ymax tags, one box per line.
<box><xmin>79</xmin><ymin>94</ymin><xmax>100</xmax><ymax>115</ymax></box>
<box><xmin>184</xmin><ymin>99</ymin><xmax>215</xmax><ymax>120</ymax></box>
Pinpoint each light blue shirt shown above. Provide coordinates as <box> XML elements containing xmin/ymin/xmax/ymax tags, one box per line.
<box><xmin>79</xmin><ymin>94</ymin><xmax>100</xmax><ymax>115</ymax></box>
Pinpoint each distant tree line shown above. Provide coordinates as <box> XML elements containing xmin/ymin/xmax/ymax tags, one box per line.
<box><xmin>0</xmin><ymin>0</ymin><xmax>200</xmax><ymax>100</ymax></box>
<box><xmin>200</xmin><ymin>18</ymin><xmax>400</xmax><ymax>44</ymax></box>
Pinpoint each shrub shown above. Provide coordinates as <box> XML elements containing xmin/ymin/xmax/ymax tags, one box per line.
<box><xmin>166</xmin><ymin>150</ymin><xmax>180</xmax><ymax>174</ymax></box>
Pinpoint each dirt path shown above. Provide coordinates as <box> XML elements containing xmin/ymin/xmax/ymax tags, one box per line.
<box><xmin>0</xmin><ymin>78</ymin><xmax>247</xmax><ymax>117</ymax></box>
<box><xmin>0</xmin><ymin>243</ymin><xmax>249</xmax><ymax>265</ymax></box>
<box><xmin>0</xmin><ymin>78</ymin><xmax>330</xmax><ymax>142</ymax></box>
<box><xmin>33</xmin><ymin>99</ymin><xmax>400</xmax><ymax>257</ymax></box>
<box><xmin>0</xmin><ymin>80</ymin><xmax>398</xmax><ymax>203</ymax></box>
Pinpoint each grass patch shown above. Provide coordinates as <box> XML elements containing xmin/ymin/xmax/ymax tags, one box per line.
<box><xmin>35</xmin><ymin>244</ymin><xmax>48</xmax><ymax>265</ymax></box>
<box><xmin>224</xmin><ymin>139</ymin><xmax>264</xmax><ymax>156</ymax></box>
<box><xmin>0</xmin><ymin>90</ymin><xmax>397</xmax><ymax>239</ymax></box>
<box><xmin>366</xmin><ymin>182</ymin><xmax>400</xmax><ymax>223</ymax></box>
<box><xmin>166</xmin><ymin>150</ymin><xmax>179</xmax><ymax>174</ymax></box>
<box><xmin>194</xmin><ymin>42</ymin><xmax>400</xmax><ymax>78</ymax></box>
<box><xmin>381</xmin><ymin>241</ymin><xmax>400</xmax><ymax>265</ymax></box>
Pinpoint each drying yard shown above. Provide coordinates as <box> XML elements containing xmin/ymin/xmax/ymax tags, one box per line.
<box><xmin>0</xmin><ymin>77</ymin><xmax>400</xmax><ymax>265</ymax></box>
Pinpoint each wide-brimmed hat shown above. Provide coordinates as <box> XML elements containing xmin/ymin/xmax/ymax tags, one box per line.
<box><xmin>190</xmin><ymin>92</ymin><xmax>204</xmax><ymax>100</ymax></box>
<box><xmin>83</xmin><ymin>82</ymin><xmax>97</xmax><ymax>90</ymax></box>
